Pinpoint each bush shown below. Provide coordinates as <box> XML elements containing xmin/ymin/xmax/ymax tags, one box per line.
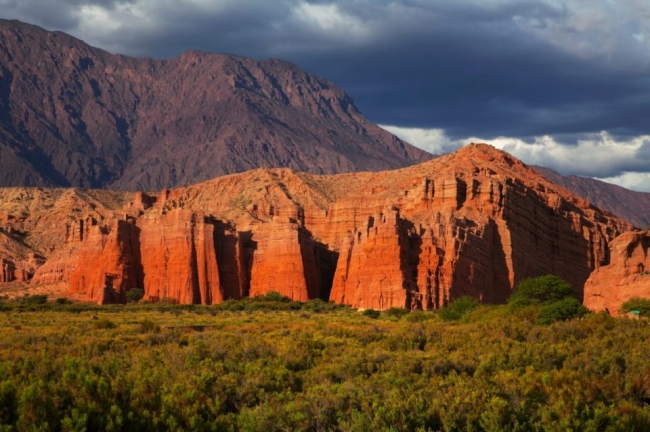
<box><xmin>138</xmin><ymin>319</ymin><xmax>160</xmax><ymax>333</ymax></box>
<box><xmin>405</xmin><ymin>311</ymin><xmax>438</xmax><ymax>322</ymax></box>
<box><xmin>21</xmin><ymin>294</ymin><xmax>48</xmax><ymax>305</ymax></box>
<box><xmin>538</xmin><ymin>298</ymin><xmax>589</xmax><ymax>325</ymax></box>
<box><xmin>384</xmin><ymin>307</ymin><xmax>410</xmax><ymax>319</ymax></box>
<box><xmin>126</xmin><ymin>288</ymin><xmax>144</xmax><ymax>303</ymax></box>
<box><xmin>261</xmin><ymin>291</ymin><xmax>291</xmax><ymax>302</ymax></box>
<box><xmin>362</xmin><ymin>308</ymin><xmax>380</xmax><ymax>319</ymax></box>
<box><xmin>439</xmin><ymin>296</ymin><xmax>480</xmax><ymax>321</ymax></box>
<box><xmin>508</xmin><ymin>275</ymin><xmax>588</xmax><ymax>324</ymax></box>
<box><xmin>508</xmin><ymin>275</ymin><xmax>574</xmax><ymax>309</ymax></box>
<box><xmin>55</xmin><ymin>298</ymin><xmax>71</xmax><ymax>305</ymax></box>
<box><xmin>302</xmin><ymin>299</ymin><xmax>326</xmax><ymax>312</ymax></box>
<box><xmin>620</xmin><ymin>297</ymin><xmax>650</xmax><ymax>316</ymax></box>
<box><xmin>93</xmin><ymin>318</ymin><xmax>117</xmax><ymax>329</ymax></box>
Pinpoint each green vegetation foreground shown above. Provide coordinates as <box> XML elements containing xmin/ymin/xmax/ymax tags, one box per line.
<box><xmin>0</xmin><ymin>297</ymin><xmax>649</xmax><ymax>431</ymax></box>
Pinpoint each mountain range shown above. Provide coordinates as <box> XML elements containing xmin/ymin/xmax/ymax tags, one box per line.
<box><xmin>532</xmin><ymin>166</ymin><xmax>650</xmax><ymax>229</ymax></box>
<box><xmin>0</xmin><ymin>19</ymin><xmax>429</xmax><ymax>190</ymax></box>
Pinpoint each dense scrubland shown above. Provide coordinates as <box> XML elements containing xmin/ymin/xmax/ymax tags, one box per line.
<box><xmin>0</xmin><ymin>282</ymin><xmax>649</xmax><ymax>432</ymax></box>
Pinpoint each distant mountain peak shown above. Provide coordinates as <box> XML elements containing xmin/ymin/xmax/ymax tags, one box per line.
<box><xmin>0</xmin><ymin>19</ymin><xmax>431</xmax><ymax>190</ymax></box>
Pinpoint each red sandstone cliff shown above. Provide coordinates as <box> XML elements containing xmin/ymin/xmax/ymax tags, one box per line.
<box><xmin>1</xmin><ymin>144</ymin><xmax>635</xmax><ymax>307</ymax></box>
<box><xmin>583</xmin><ymin>231</ymin><xmax>650</xmax><ymax>315</ymax></box>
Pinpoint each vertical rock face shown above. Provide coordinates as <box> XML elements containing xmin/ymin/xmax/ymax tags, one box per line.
<box><xmin>69</xmin><ymin>220</ymin><xmax>142</xmax><ymax>303</ymax></box>
<box><xmin>1</xmin><ymin>255</ymin><xmax>41</xmax><ymax>283</ymax></box>
<box><xmin>139</xmin><ymin>210</ymin><xmax>224</xmax><ymax>304</ymax></box>
<box><xmin>330</xmin><ymin>209</ymin><xmax>412</xmax><ymax>309</ymax></box>
<box><xmin>325</xmin><ymin>145</ymin><xmax>630</xmax><ymax>309</ymax></box>
<box><xmin>246</xmin><ymin>217</ymin><xmax>337</xmax><ymax>301</ymax></box>
<box><xmin>583</xmin><ymin>231</ymin><xmax>650</xmax><ymax>315</ymax></box>
<box><xmin>248</xmin><ymin>218</ymin><xmax>312</xmax><ymax>301</ymax></box>
<box><xmin>30</xmin><ymin>249</ymin><xmax>79</xmax><ymax>286</ymax></box>
<box><xmin>328</xmin><ymin>203</ymin><xmax>519</xmax><ymax>310</ymax></box>
<box><xmin>1</xmin><ymin>144</ymin><xmax>635</xmax><ymax>307</ymax></box>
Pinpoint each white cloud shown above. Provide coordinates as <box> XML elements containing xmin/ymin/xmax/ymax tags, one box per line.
<box><xmin>293</xmin><ymin>2</ymin><xmax>370</xmax><ymax>38</ymax></box>
<box><xmin>597</xmin><ymin>172</ymin><xmax>650</xmax><ymax>192</ymax></box>
<box><xmin>382</xmin><ymin>125</ymin><xmax>650</xmax><ymax>192</ymax></box>
<box><xmin>511</xmin><ymin>0</ymin><xmax>650</xmax><ymax>67</ymax></box>
<box><xmin>379</xmin><ymin>125</ymin><xmax>461</xmax><ymax>155</ymax></box>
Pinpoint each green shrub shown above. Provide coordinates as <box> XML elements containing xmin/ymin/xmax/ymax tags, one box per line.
<box><xmin>362</xmin><ymin>308</ymin><xmax>380</xmax><ymax>319</ymax></box>
<box><xmin>508</xmin><ymin>275</ymin><xmax>588</xmax><ymax>324</ymax></box>
<box><xmin>439</xmin><ymin>295</ymin><xmax>480</xmax><ymax>321</ymax></box>
<box><xmin>405</xmin><ymin>311</ymin><xmax>438</xmax><ymax>322</ymax></box>
<box><xmin>620</xmin><ymin>297</ymin><xmax>650</xmax><ymax>316</ymax></box>
<box><xmin>508</xmin><ymin>275</ymin><xmax>574</xmax><ymax>309</ymax></box>
<box><xmin>384</xmin><ymin>307</ymin><xmax>410</xmax><ymax>319</ymax></box>
<box><xmin>54</xmin><ymin>298</ymin><xmax>71</xmax><ymax>305</ymax></box>
<box><xmin>538</xmin><ymin>297</ymin><xmax>589</xmax><ymax>325</ymax></box>
<box><xmin>138</xmin><ymin>319</ymin><xmax>160</xmax><ymax>333</ymax></box>
<box><xmin>21</xmin><ymin>294</ymin><xmax>48</xmax><ymax>305</ymax></box>
<box><xmin>302</xmin><ymin>299</ymin><xmax>326</xmax><ymax>311</ymax></box>
<box><xmin>126</xmin><ymin>288</ymin><xmax>144</xmax><ymax>303</ymax></box>
<box><xmin>261</xmin><ymin>291</ymin><xmax>291</xmax><ymax>302</ymax></box>
<box><xmin>93</xmin><ymin>318</ymin><xmax>117</xmax><ymax>329</ymax></box>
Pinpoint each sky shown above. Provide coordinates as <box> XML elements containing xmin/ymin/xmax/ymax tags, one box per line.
<box><xmin>2</xmin><ymin>0</ymin><xmax>650</xmax><ymax>191</ymax></box>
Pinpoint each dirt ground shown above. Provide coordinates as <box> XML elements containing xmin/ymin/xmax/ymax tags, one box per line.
<box><xmin>0</xmin><ymin>282</ymin><xmax>79</xmax><ymax>300</ymax></box>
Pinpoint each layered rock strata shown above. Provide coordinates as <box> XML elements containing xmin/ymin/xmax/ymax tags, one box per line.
<box><xmin>2</xmin><ymin>144</ymin><xmax>635</xmax><ymax>307</ymax></box>
<box><xmin>583</xmin><ymin>231</ymin><xmax>650</xmax><ymax>315</ymax></box>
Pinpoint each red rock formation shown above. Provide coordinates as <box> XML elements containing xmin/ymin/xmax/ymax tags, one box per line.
<box><xmin>1</xmin><ymin>144</ymin><xmax>635</xmax><ymax>308</ymax></box>
<box><xmin>138</xmin><ymin>210</ymin><xmax>223</xmax><ymax>304</ymax></box>
<box><xmin>0</xmin><ymin>254</ymin><xmax>43</xmax><ymax>283</ymax></box>
<box><xmin>326</xmin><ymin>145</ymin><xmax>630</xmax><ymax>309</ymax></box>
<box><xmin>30</xmin><ymin>249</ymin><xmax>79</xmax><ymax>286</ymax></box>
<box><xmin>68</xmin><ymin>219</ymin><xmax>142</xmax><ymax>304</ymax></box>
<box><xmin>330</xmin><ymin>209</ymin><xmax>412</xmax><ymax>309</ymax></box>
<box><xmin>248</xmin><ymin>217</ymin><xmax>325</xmax><ymax>301</ymax></box>
<box><xmin>583</xmin><ymin>231</ymin><xmax>650</xmax><ymax>315</ymax></box>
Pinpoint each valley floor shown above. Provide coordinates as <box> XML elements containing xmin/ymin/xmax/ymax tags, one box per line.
<box><xmin>0</xmin><ymin>299</ymin><xmax>649</xmax><ymax>431</ymax></box>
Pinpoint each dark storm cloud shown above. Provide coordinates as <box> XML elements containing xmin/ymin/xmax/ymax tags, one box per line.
<box><xmin>2</xmin><ymin>0</ymin><xmax>650</xmax><ymax>187</ymax></box>
<box><xmin>2</xmin><ymin>0</ymin><xmax>648</xmax><ymax>137</ymax></box>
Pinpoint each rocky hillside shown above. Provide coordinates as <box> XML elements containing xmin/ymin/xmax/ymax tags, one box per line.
<box><xmin>0</xmin><ymin>144</ymin><xmax>633</xmax><ymax>309</ymax></box>
<box><xmin>0</xmin><ymin>19</ymin><xmax>430</xmax><ymax>190</ymax></box>
<box><xmin>533</xmin><ymin>166</ymin><xmax>650</xmax><ymax>229</ymax></box>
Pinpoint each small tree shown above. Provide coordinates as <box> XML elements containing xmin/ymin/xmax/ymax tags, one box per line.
<box><xmin>362</xmin><ymin>308</ymin><xmax>380</xmax><ymax>319</ymax></box>
<box><xmin>538</xmin><ymin>297</ymin><xmax>589</xmax><ymax>325</ymax></box>
<box><xmin>508</xmin><ymin>275</ymin><xmax>588</xmax><ymax>324</ymax></box>
<box><xmin>440</xmin><ymin>295</ymin><xmax>480</xmax><ymax>321</ymax></box>
<box><xmin>125</xmin><ymin>288</ymin><xmax>144</xmax><ymax>303</ymax></box>
<box><xmin>620</xmin><ymin>297</ymin><xmax>650</xmax><ymax>316</ymax></box>
<box><xmin>508</xmin><ymin>275</ymin><xmax>574</xmax><ymax>309</ymax></box>
<box><xmin>385</xmin><ymin>307</ymin><xmax>410</xmax><ymax>319</ymax></box>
